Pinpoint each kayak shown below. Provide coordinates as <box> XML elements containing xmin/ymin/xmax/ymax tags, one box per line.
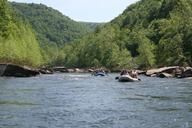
<box><xmin>118</xmin><ymin>74</ymin><xmax>140</xmax><ymax>82</ymax></box>
<box><xmin>93</xmin><ymin>72</ymin><xmax>106</xmax><ymax>76</ymax></box>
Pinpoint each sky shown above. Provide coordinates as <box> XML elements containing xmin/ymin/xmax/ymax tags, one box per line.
<box><xmin>9</xmin><ymin>0</ymin><xmax>139</xmax><ymax>22</ymax></box>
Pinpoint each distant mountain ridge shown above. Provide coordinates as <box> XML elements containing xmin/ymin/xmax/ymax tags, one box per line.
<box><xmin>10</xmin><ymin>2</ymin><xmax>102</xmax><ymax>46</ymax></box>
<box><xmin>10</xmin><ymin>2</ymin><xmax>103</xmax><ymax>65</ymax></box>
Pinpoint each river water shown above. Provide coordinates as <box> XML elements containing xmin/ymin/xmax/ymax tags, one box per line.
<box><xmin>0</xmin><ymin>73</ymin><xmax>192</xmax><ymax>128</ymax></box>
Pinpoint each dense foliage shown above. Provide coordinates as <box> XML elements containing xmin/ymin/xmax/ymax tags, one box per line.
<box><xmin>11</xmin><ymin>2</ymin><xmax>101</xmax><ymax>46</ymax></box>
<box><xmin>0</xmin><ymin>0</ymin><xmax>42</xmax><ymax>67</ymax></box>
<box><xmin>11</xmin><ymin>2</ymin><xmax>102</xmax><ymax>65</ymax></box>
<box><xmin>1</xmin><ymin>0</ymin><xmax>192</xmax><ymax>69</ymax></box>
<box><xmin>59</xmin><ymin>0</ymin><xmax>192</xmax><ymax>69</ymax></box>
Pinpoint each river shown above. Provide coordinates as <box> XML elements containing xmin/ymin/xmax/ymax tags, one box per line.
<box><xmin>0</xmin><ymin>73</ymin><xmax>192</xmax><ymax>128</ymax></box>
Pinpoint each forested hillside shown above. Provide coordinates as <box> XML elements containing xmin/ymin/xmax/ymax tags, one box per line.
<box><xmin>80</xmin><ymin>22</ymin><xmax>105</xmax><ymax>30</ymax></box>
<box><xmin>59</xmin><ymin>0</ymin><xmax>192</xmax><ymax>69</ymax></box>
<box><xmin>0</xmin><ymin>0</ymin><xmax>42</xmax><ymax>67</ymax></box>
<box><xmin>11</xmin><ymin>2</ymin><xmax>102</xmax><ymax>65</ymax></box>
<box><xmin>11</xmin><ymin>2</ymin><xmax>100</xmax><ymax>46</ymax></box>
<box><xmin>1</xmin><ymin>0</ymin><xmax>192</xmax><ymax>69</ymax></box>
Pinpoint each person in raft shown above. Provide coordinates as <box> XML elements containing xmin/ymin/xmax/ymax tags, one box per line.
<box><xmin>120</xmin><ymin>69</ymin><xmax>128</xmax><ymax>76</ymax></box>
<box><xmin>131</xmin><ymin>70</ymin><xmax>138</xmax><ymax>79</ymax></box>
<box><xmin>120</xmin><ymin>69</ymin><xmax>138</xmax><ymax>78</ymax></box>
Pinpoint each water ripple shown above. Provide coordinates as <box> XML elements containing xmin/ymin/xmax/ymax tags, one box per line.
<box><xmin>0</xmin><ymin>73</ymin><xmax>192</xmax><ymax>128</ymax></box>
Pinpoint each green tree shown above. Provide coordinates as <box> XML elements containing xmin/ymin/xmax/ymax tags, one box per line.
<box><xmin>0</xmin><ymin>0</ymin><xmax>43</xmax><ymax>67</ymax></box>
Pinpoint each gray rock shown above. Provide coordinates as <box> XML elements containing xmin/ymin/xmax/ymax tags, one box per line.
<box><xmin>0</xmin><ymin>64</ymin><xmax>7</xmax><ymax>76</ymax></box>
<box><xmin>185</xmin><ymin>77</ymin><xmax>192</xmax><ymax>80</ymax></box>
<box><xmin>182</xmin><ymin>68</ymin><xmax>192</xmax><ymax>78</ymax></box>
<box><xmin>158</xmin><ymin>73</ymin><xmax>173</xmax><ymax>78</ymax></box>
<box><xmin>39</xmin><ymin>68</ymin><xmax>53</xmax><ymax>74</ymax></box>
<box><xmin>52</xmin><ymin>66</ymin><xmax>68</xmax><ymax>72</ymax></box>
<box><xmin>136</xmin><ymin>70</ymin><xmax>146</xmax><ymax>75</ymax></box>
<box><xmin>0</xmin><ymin>63</ymin><xmax>39</xmax><ymax>77</ymax></box>
<box><xmin>146</xmin><ymin>66</ymin><xmax>179</xmax><ymax>76</ymax></box>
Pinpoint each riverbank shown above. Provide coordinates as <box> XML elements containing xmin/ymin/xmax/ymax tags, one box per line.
<box><xmin>0</xmin><ymin>63</ymin><xmax>192</xmax><ymax>79</ymax></box>
<box><xmin>39</xmin><ymin>66</ymin><xmax>192</xmax><ymax>79</ymax></box>
<box><xmin>0</xmin><ymin>64</ymin><xmax>96</xmax><ymax>77</ymax></box>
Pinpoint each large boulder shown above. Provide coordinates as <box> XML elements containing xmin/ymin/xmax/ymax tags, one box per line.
<box><xmin>52</xmin><ymin>67</ymin><xmax>89</xmax><ymax>73</ymax></box>
<box><xmin>0</xmin><ymin>64</ymin><xmax>39</xmax><ymax>77</ymax></box>
<box><xmin>0</xmin><ymin>64</ymin><xmax>7</xmax><ymax>76</ymax></box>
<box><xmin>136</xmin><ymin>70</ymin><xmax>146</xmax><ymax>75</ymax></box>
<box><xmin>146</xmin><ymin>66</ymin><xmax>179</xmax><ymax>76</ymax></box>
<box><xmin>67</xmin><ymin>69</ymin><xmax>75</xmax><ymax>73</ymax></box>
<box><xmin>39</xmin><ymin>68</ymin><xmax>53</xmax><ymax>74</ymax></box>
<box><xmin>146</xmin><ymin>68</ymin><xmax>161</xmax><ymax>76</ymax></box>
<box><xmin>52</xmin><ymin>66</ymin><xmax>68</xmax><ymax>72</ymax></box>
<box><xmin>182</xmin><ymin>68</ymin><xmax>192</xmax><ymax>78</ymax></box>
<box><xmin>174</xmin><ymin>67</ymin><xmax>184</xmax><ymax>78</ymax></box>
<box><xmin>74</xmin><ymin>68</ymin><xmax>87</xmax><ymax>73</ymax></box>
<box><xmin>88</xmin><ymin>68</ymin><xmax>94</xmax><ymax>72</ymax></box>
<box><xmin>185</xmin><ymin>77</ymin><xmax>192</xmax><ymax>80</ymax></box>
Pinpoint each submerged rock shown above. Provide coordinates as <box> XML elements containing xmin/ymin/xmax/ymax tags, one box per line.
<box><xmin>136</xmin><ymin>70</ymin><xmax>146</xmax><ymax>75</ymax></box>
<box><xmin>0</xmin><ymin>64</ymin><xmax>7</xmax><ymax>76</ymax></box>
<box><xmin>185</xmin><ymin>77</ymin><xmax>192</xmax><ymax>80</ymax></box>
<box><xmin>0</xmin><ymin>64</ymin><xmax>39</xmax><ymax>77</ymax></box>
<box><xmin>52</xmin><ymin>67</ymin><xmax>90</xmax><ymax>73</ymax></box>
<box><xmin>150</xmin><ymin>74</ymin><xmax>157</xmax><ymax>77</ymax></box>
<box><xmin>52</xmin><ymin>66</ymin><xmax>68</xmax><ymax>72</ymax></box>
<box><xmin>39</xmin><ymin>68</ymin><xmax>53</xmax><ymax>74</ymax></box>
<box><xmin>182</xmin><ymin>68</ymin><xmax>192</xmax><ymax>78</ymax></box>
<box><xmin>157</xmin><ymin>73</ymin><xmax>173</xmax><ymax>78</ymax></box>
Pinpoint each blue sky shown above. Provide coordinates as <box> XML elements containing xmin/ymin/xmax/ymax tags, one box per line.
<box><xmin>9</xmin><ymin>0</ymin><xmax>139</xmax><ymax>22</ymax></box>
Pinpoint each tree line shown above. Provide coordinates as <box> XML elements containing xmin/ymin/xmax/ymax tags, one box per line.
<box><xmin>0</xmin><ymin>0</ymin><xmax>191</xmax><ymax>69</ymax></box>
<box><xmin>57</xmin><ymin>0</ymin><xmax>192</xmax><ymax>69</ymax></box>
<box><xmin>0</xmin><ymin>0</ymin><xmax>42</xmax><ymax>67</ymax></box>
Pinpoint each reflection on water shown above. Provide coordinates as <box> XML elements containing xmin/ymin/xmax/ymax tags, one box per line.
<box><xmin>0</xmin><ymin>100</ymin><xmax>38</xmax><ymax>106</ymax></box>
<box><xmin>0</xmin><ymin>73</ymin><xmax>192</xmax><ymax>128</ymax></box>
